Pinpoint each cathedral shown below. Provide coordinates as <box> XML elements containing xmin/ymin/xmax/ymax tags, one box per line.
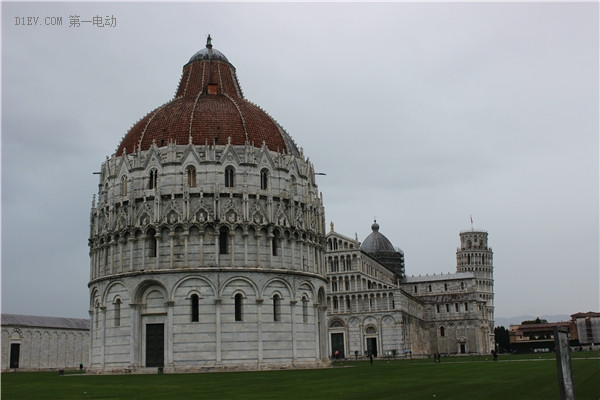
<box><xmin>326</xmin><ymin>222</ymin><xmax>494</xmax><ymax>359</ymax></box>
<box><xmin>86</xmin><ymin>37</ymin><xmax>494</xmax><ymax>373</ymax></box>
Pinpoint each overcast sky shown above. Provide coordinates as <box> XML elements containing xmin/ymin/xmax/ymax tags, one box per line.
<box><xmin>2</xmin><ymin>2</ymin><xmax>598</xmax><ymax>324</ymax></box>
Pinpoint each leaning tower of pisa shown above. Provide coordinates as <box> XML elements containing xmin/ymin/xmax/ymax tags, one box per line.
<box><xmin>456</xmin><ymin>230</ymin><xmax>494</xmax><ymax>330</ymax></box>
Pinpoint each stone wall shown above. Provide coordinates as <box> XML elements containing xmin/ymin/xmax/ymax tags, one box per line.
<box><xmin>1</xmin><ymin>325</ymin><xmax>89</xmax><ymax>371</ymax></box>
<box><xmin>89</xmin><ymin>270</ymin><xmax>328</xmax><ymax>372</ymax></box>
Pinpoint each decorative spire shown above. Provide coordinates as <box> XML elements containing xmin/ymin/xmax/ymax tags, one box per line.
<box><xmin>206</xmin><ymin>34</ymin><xmax>213</xmax><ymax>49</ymax></box>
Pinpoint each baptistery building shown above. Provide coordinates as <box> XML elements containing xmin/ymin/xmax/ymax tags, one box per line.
<box><xmin>88</xmin><ymin>37</ymin><xmax>328</xmax><ymax>373</ymax></box>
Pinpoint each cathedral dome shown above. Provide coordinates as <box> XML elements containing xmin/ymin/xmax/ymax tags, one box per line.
<box><xmin>361</xmin><ymin>220</ymin><xmax>396</xmax><ymax>253</ymax></box>
<box><xmin>361</xmin><ymin>220</ymin><xmax>405</xmax><ymax>278</ymax></box>
<box><xmin>116</xmin><ymin>37</ymin><xmax>299</xmax><ymax>157</ymax></box>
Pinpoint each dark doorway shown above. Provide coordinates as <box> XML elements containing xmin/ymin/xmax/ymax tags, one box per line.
<box><xmin>460</xmin><ymin>344</ymin><xmax>466</xmax><ymax>354</ymax></box>
<box><xmin>331</xmin><ymin>333</ymin><xmax>345</xmax><ymax>358</ymax></box>
<box><xmin>366</xmin><ymin>337</ymin><xmax>378</xmax><ymax>357</ymax></box>
<box><xmin>9</xmin><ymin>343</ymin><xmax>20</xmax><ymax>368</ymax></box>
<box><xmin>145</xmin><ymin>323</ymin><xmax>164</xmax><ymax>367</ymax></box>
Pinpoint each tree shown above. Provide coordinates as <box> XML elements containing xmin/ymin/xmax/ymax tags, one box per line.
<box><xmin>494</xmin><ymin>326</ymin><xmax>511</xmax><ymax>353</ymax></box>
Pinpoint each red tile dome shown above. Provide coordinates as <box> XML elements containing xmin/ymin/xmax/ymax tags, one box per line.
<box><xmin>116</xmin><ymin>37</ymin><xmax>299</xmax><ymax>157</ymax></box>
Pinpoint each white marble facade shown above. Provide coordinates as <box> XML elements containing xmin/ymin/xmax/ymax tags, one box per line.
<box><xmin>87</xmin><ymin>39</ymin><xmax>329</xmax><ymax>373</ymax></box>
<box><xmin>1</xmin><ymin>315</ymin><xmax>89</xmax><ymax>371</ymax></box>
<box><xmin>325</xmin><ymin>227</ymin><xmax>494</xmax><ymax>359</ymax></box>
<box><xmin>88</xmin><ymin>140</ymin><xmax>329</xmax><ymax>372</ymax></box>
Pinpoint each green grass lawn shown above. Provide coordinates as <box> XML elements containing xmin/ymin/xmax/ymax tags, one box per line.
<box><xmin>2</xmin><ymin>353</ymin><xmax>599</xmax><ymax>400</ymax></box>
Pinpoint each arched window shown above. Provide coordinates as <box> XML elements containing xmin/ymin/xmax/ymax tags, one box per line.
<box><xmin>260</xmin><ymin>169</ymin><xmax>269</xmax><ymax>190</ymax></box>
<box><xmin>186</xmin><ymin>166</ymin><xmax>197</xmax><ymax>187</ymax></box>
<box><xmin>440</xmin><ymin>326</ymin><xmax>445</xmax><ymax>337</ymax></box>
<box><xmin>234</xmin><ymin>293</ymin><xmax>243</xmax><ymax>321</ymax></box>
<box><xmin>147</xmin><ymin>228</ymin><xmax>157</xmax><ymax>257</ymax></box>
<box><xmin>120</xmin><ymin>176</ymin><xmax>128</xmax><ymax>196</ymax></box>
<box><xmin>273</xmin><ymin>294</ymin><xmax>281</xmax><ymax>321</ymax></box>
<box><xmin>103</xmin><ymin>241</ymin><xmax>109</xmax><ymax>267</ymax></box>
<box><xmin>191</xmin><ymin>294</ymin><xmax>199</xmax><ymax>322</ymax></box>
<box><xmin>219</xmin><ymin>227</ymin><xmax>229</xmax><ymax>254</ymax></box>
<box><xmin>272</xmin><ymin>231</ymin><xmax>279</xmax><ymax>256</ymax></box>
<box><xmin>291</xmin><ymin>175</ymin><xmax>297</xmax><ymax>195</ymax></box>
<box><xmin>302</xmin><ymin>296</ymin><xmax>308</xmax><ymax>323</ymax></box>
<box><xmin>149</xmin><ymin>169</ymin><xmax>158</xmax><ymax>189</ymax></box>
<box><xmin>225</xmin><ymin>166</ymin><xmax>235</xmax><ymax>188</ymax></box>
<box><xmin>114</xmin><ymin>298</ymin><xmax>121</xmax><ymax>327</ymax></box>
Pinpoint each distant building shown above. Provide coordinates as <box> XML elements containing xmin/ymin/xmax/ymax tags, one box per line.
<box><xmin>509</xmin><ymin>320</ymin><xmax>575</xmax><ymax>352</ymax></box>
<box><xmin>571</xmin><ymin>312</ymin><xmax>600</xmax><ymax>345</ymax></box>
<box><xmin>508</xmin><ymin>313</ymin><xmax>600</xmax><ymax>352</ymax></box>
<box><xmin>1</xmin><ymin>314</ymin><xmax>89</xmax><ymax>371</ymax></box>
<box><xmin>326</xmin><ymin>222</ymin><xmax>495</xmax><ymax>358</ymax></box>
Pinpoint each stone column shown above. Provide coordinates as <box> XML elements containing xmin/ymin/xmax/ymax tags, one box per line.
<box><xmin>299</xmin><ymin>241</ymin><xmax>304</xmax><ymax>270</ymax></box>
<box><xmin>119</xmin><ymin>238</ymin><xmax>125</xmax><ymax>273</ymax></box>
<box><xmin>243</xmin><ymin>231</ymin><xmax>248</xmax><ymax>266</ymax></box>
<box><xmin>169</xmin><ymin>231</ymin><xmax>175</xmax><ymax>268</ymax></box>
<box><xmin>280</xmin><ymin>237</ymin><xmax>284</xmax><ymax>268</ymax></box>
<box><xmin>313</xmin><ymin>305</ymin><xmax>320</xmax><ymax>359</ymax></box>
<box><xmin>256</xmin><ymin>299</ymin><xmax>264</xmax><ymax>365</ymax></box>
<box><xmin>305</xmin><ymin>242</ymin><xmax>310</xmax><ymax>271</ymax></box>
<box><xmin>165</xmin><ymin>301</ymin><xmax>174</xmax><ymax>371</ymax></box>
<box><xmin>154</xmin><ymin>233</ymin><xmax>160</xmax><ymax>270</ymax></box>
<box><xmin>215</xmin><ymin>299</ymin><xmax>222</xmax><ymax>364</ymax></box>
<box><xmin>290</xmin><ymin>300</ymin><xmax>297</xmax><ymax>364</ymax></box>
<box><xmin>214</xmin><ymin>232</ymin><xmax>220</xmax><ymax>266</ymax></box>
<box><xmin>100</xmin><ymin>306</ymin><xmax>106</xmax><ymax>369</ymax></box>
<box><xmin>268</xmin><ymin>232</ymin><xmax>274</xmax><ymax>268</ymax></box>
<box><xmin>128</xmin><ymin>236</ymin><xmax>135</xmax><ymax>272</ymax></box>
<box><xmin>183</xmin><ymin>231</ymin><xmax>189</xmax><ymax>267</ymax></box>
<box><xmin>256</xmin><ymin>234</ymin><xmax>262</xmax><ymax>266</ymax></box>
<box><xmin>230</xmin><ymin>231</ymin><xmax>235</xmax><ymax>267</ymax></box>
<box><xmin>292</xmin><ymin>240</ymin><xmax>297</xmax><ymax>270</ymax></box>
<box><xmin>318</xmin><ymin>305</ymin><xmax>328</xmax><ymax>360</ymax></box>
<box><xmin>109</xmin><ymin>241</ymin><xmax>115</xmax><ymax>275</ymax></box>
<box><xmin>199</xmin><ymin>233</ymin><xmax>204</xmax><ymax>266</ymax></box>
<box><xmin>129</xmin><ymin>303</ymin><xmax>142</xmax><ymax>369</ymax></box>
<box><xmin>90</xmin><ymin>249</ymin><xmax>96</xmax><ymax>280</ymax></box>
<box><xmin>88</xmin><ymin>310</ymin><xmax>94</xmax><ymax>369</ymax></box>
<box><xmin>141</xmin><ymin>234</ymin><xmax>147</xmax><ymax>271</ymax></box>
<box><xmin>359</xmin><ymin>323</ymin><xmax>364</xmax><ymax>356</ymax></box>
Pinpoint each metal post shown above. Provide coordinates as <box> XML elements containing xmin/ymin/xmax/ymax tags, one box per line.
<box><xmin>554</xmin><ymin>326</ymin><xmax>575</xmax><ymax>400</ymax></box>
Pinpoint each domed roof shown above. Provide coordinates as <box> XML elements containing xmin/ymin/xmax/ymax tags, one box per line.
<box><xmin>116</xmin><ymin>36</ymin><xmax>299</xmax><ymax>157</ymax></box>
<box><xmin>187</xmin><ymin>39</ymin><xmax>229</xmax><ymax>64</ymax></box>
<box><xmin>361</xmin><ymin>220</ymin><xmax>396</xmax><ymax>253</ymax></box>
